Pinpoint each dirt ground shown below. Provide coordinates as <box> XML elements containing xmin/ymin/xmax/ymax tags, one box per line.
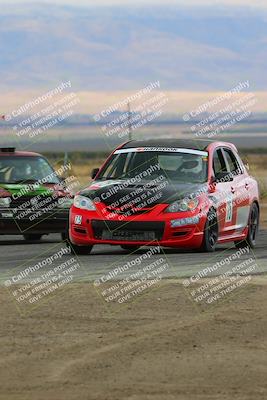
<box><xmin>1</xmin><ymin>278</ymin><xmax>267</xmax><ymax>400</ymax></box>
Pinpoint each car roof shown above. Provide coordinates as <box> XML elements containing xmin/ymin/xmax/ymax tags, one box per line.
<box><xmin>0</xmin><ymin>148</ymin><xmax>41</xmax><ymax>157</ymax></box>
<box><xmin>121</xmin><ymin>139</ymin><xmax>238</xmax><ymax>152</ymax></box>
<box><xmin>122</xmin><ymin>139</ymin><xmax>213</xmax><ymax>151</ymax></box>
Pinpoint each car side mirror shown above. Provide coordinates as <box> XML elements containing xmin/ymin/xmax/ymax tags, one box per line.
<box><xmin>91</xmin><ymin>168</ymin><xmax>99</xmax><ymax>179</ymax></box>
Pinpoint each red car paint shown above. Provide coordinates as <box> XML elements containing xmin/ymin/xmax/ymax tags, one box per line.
<box><xmin>69</xmin><ymin>140</ymin><xmax>259</xmax><ymax>251</ymax></box>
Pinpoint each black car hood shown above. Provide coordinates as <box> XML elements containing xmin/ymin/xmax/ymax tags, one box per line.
<box><xmin>80</xmin><ymin>179</ymin><xmax>207</xmax><ymax>207</ymax></box>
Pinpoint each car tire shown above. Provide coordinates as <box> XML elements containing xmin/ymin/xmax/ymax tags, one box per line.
<box><xmin>120</xmin><ymin>245</ymin><xmax>140</xmax><ymax>252</ymax></box>
<box><xmin>70</xmin><ymin>244</ymin><xmax>93</xmax><ymax>255</ymax></box>
<box><xmin>23</xmin><ymin>234</ymin><xmax>43</xmax><ymax>241</ymax></box>
<box><xmin>235</xmin><ymin>202</ymin><xmax>259</xmax><ymax>249</ymax></box>
<box><xmin>200</xmin><ymin>209</ymin><xmax>218</xmax><ymax>252</ymax></box>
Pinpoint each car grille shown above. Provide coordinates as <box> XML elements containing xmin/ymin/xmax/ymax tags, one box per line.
<box><xmin>9</xmin><ymin>195</ymin><xmax>59</xmax><ymax>210</ymax></box>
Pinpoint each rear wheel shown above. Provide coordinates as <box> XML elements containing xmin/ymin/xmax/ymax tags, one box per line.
<box><xmin>200</xmin><ymin>209</ymin><xmax>218</xmax><ymax>252</ymax></box>
<box><xmin>23</xmin><ymin>234</ymin><xmax>43</xmax><ymax>241</ymax></box>
<box><xmin>69</xmin><ymin>243</ymin><xmax>93</xmax><ymax>255</ymax></box>
<box><xmin>235</xmin><ymin>202</ymin><xmax>259</xmax><ymax>249</ymax></box>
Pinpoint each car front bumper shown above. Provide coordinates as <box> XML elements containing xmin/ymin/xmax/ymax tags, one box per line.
<box><xmin>69</xmin><ymin>205</ymin><xmax>208</xmax><ymax>249</ymax></box>
<box><xmin>0</xmin><ymin>208</ymin><xmax>69</xmax><ymax>235</ymax></box>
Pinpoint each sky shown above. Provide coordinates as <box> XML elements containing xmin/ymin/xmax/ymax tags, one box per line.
<box><xmin>0</xmin><ymin>0</ymin><xmax>266</xmax><ymax>114</ymax></box>
<box><xmin>1</xmin><ymin>0</ymin><xmax>267</xmax><ymax>7</ymax></box>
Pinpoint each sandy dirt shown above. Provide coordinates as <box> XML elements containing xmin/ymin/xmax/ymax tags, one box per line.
<box><xmin>1</xmin><ymin>278</ymin><xmax>267</xmax><ymax>400</ymax></box>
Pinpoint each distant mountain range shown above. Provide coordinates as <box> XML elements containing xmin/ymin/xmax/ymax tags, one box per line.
<box><xmin>0</xmin><ymin>3</ymin><xmax>267</xmax><ymax>92</ymax></box>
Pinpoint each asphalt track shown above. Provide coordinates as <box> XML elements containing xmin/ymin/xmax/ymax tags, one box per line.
<box><xmin>0</xmin><ymin>231</ymin><xmax>266</xmax><ymax>286</ymax></box>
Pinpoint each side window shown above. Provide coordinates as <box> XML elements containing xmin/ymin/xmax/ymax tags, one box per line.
<box><xmin>213</xmin><ymin>149</ymin><xmax>227</xmax><ymax>176</ymax></box>
<box><xmin>235</xmin><ymin>152</ymin><xmax>245</xmax><ymax>173</ymax></box>
<box><xmin>223</xmin><ymin>148</ymin><xmax>242</xmax><ymax>175</ymax></box>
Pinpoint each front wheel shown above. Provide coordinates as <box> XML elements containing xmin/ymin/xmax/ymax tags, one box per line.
<box><xmin>235</xmin><ymin>202</ymin><xmax>259</xmax><ymax>249</ymax></box>
<box><xmin>69</xmin><ymin>243</ymin><xmax>93</xmax><ymax>255</ymax></box>
<box><xmin>200</xmin><ymin>210</ymin><xmax>218</xmax><ymax>252</ymax></box>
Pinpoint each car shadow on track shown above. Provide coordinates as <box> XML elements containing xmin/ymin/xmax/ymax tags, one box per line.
<box><xmin>0</xmin><ymin>235</ymin><xmax>62</xmax><ymax>245</ymax></box>
<box><xmin>87</xmin><ymin>244</ymin><xmax>232</xmax><ymax>256</ymax></box>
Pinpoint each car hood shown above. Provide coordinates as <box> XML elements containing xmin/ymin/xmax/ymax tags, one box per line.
<box><xmin>0</xmin><ymin>182</ymin><xmax>67</xmax><ymax>197</ymax></box>
<box><xmin>80</xmin><ymin>179</ymin><xmax>207</xmax><ymax>206</ymax></box>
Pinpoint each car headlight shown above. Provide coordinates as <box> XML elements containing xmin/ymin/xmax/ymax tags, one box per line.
<box><xmin>165</xmin><ymin>198</ymin><xmax>199</xmax><ymax>213</ymax></box>
<box><xmin>74</xmin><ymin>195</ymin><xmax>96</xmax><ymax>211</ymax></box>
<box><xmin>0</xmin><ymin>197</ymin><xmax>11</xmax><ymax>207</ymax></box>
<box><xmin>58</xmin><ymin>197</ymin><xmax>74</xmax><ymax>208</ymax></box>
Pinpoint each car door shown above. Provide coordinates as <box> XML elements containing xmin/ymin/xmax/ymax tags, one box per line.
<box><xmin>211</xmin><ymin>148</ymin><xmax>233</xmax><ymax>236</ymax></box>
<box><xmin>222</xmin><ymin>147</ymin><xmax>250</xmax><ymax>236</ymax></box>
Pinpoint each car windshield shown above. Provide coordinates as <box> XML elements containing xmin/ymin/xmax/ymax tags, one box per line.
<box><xmin>97</xmin><ymin>148</ymin><xmax>208</xmax><ymax>184</ymax></box>
<box><xmin>0</xmin><ymin>156</ymin><xmax>60</xmax><ymax>184</ymax></box>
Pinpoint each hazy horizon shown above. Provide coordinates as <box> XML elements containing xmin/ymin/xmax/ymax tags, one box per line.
<box><xmin>0</xmin><ymin>1</ymin><xmax>266</xmax><ymax>125</ymax></box>
<box><xmin>1</xmin><ymin>0</ymin><xmax>267</xmax><ymax>8</ymax></box>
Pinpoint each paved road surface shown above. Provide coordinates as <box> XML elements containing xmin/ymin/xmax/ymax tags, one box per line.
<box><xmin>0</xmin><ymin>231</ymin><xmax>266</xmax><ymax>286</ymax></box>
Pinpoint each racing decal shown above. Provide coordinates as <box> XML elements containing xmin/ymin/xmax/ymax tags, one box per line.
<box><xmin>225</xmin><ymin>194</ymin><xmax>233</xmax><ymax>223</ymax></box>
<box><xmin>1</xmin><ymin>212</ymin><xmax>13</xmax><ymax>218</ymax></box>
<box><xmin>89</xmin><ymin>184</ymin><xmax>101</xmax><ymax>189</ymax></box>
<box><xmin>114</xmin><ymin>148</ymin><xmax>208</xmax><ymax>156</ymax></box>
<box><xmin>89</xmin><ymin>181</ymin><xmax>123</xmax><ymax>190</ymax></box>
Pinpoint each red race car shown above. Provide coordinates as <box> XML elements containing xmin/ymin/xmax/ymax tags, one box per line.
<box><xmin>69</xmin><ymin>139</ymin><xmax>260</xmax><ymax>254</ymax></box>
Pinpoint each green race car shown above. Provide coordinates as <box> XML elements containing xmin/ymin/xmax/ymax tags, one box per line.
<box><xmin>0</xmin><ymin>147</ymin><xmax>72</xmax><ymax>241</ymax></box>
